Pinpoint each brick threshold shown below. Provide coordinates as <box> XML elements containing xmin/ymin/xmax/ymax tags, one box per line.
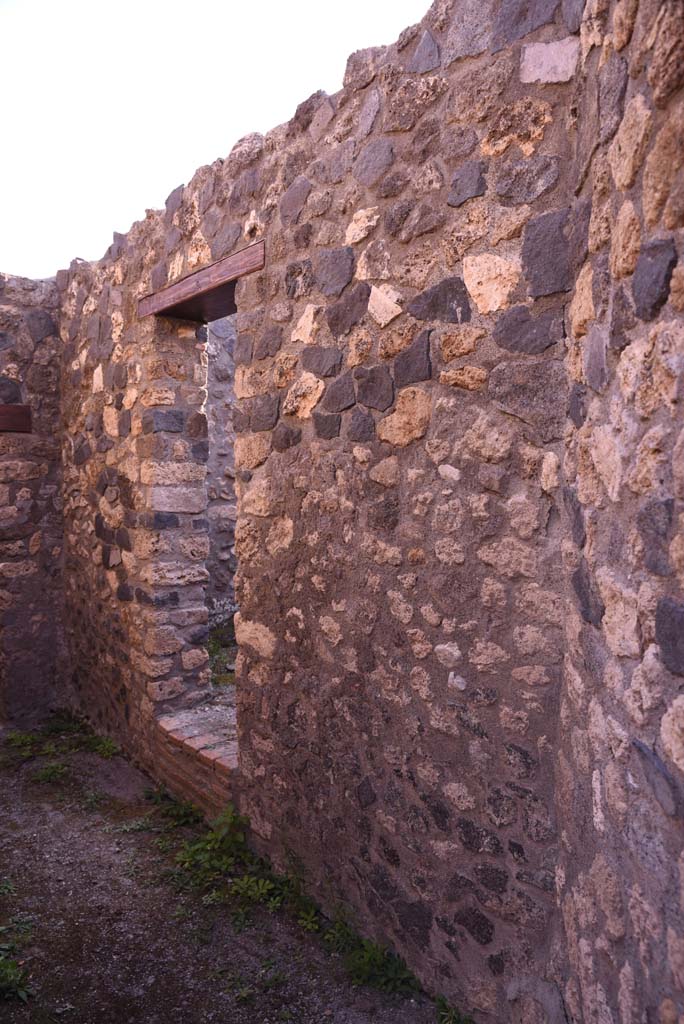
<box><xmin>155</xmin><ymin>693</ymin><xmax>238</xmax><ymax>818</ymax></box>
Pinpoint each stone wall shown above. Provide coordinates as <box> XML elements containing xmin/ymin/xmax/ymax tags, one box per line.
<box><xmin>6</xmin><ymin>0</ymin><xmax>684</xmax><ymax>1019</ymax></box>
<box><xmin>0</xmin><ymin>274</ymin><xmax>63</xmax><ymax>723</ymax></box>
<box><xmin>205</xmin><ymin>316</ymin><xmax>237</xmax><ymax>627</ymax></box>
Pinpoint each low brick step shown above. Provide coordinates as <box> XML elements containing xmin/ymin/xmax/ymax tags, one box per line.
<box><xmin>155</xmin><ymin>696</ymin><xmax>238</xmax><ymax>818</ymax></box>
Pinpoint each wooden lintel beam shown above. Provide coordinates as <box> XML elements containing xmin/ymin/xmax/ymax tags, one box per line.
<box><xmin>137</xmin><ymin>240</ymin><xmax>265</xmax><ymax>322</ymax></box>
<box><xmin>0</xmin><ymin>405</ymin><xmax>32</xmax><ymax>433</ymax></box>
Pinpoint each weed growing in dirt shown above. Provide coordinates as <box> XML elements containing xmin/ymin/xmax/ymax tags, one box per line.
<box><xmin>32</xmin><ymin>761</ymin><xmax>69</xmax><ymax>784</ymax></box>
<box><xmin>0</xmin><ymin>952</ymin><xmax>31</xmax><ymax>1003</ymax></box>
<box><xmin>436</xmin><ymin>996</ymin><xmax>475</xmax><ymax>1024</ymax></box>
<box><xmin>207</xmin><ymin>621</ymin><xmax>237</xmax><ymax>686</ymax></box>
<box><xmin>146</xmin><ymin>787</ymin><xmax>203</xmax><ymax>827</ymax></box>
<box><xmin>0</xmin><ymin>880</ymin><xmax>15</xmax><ymax>897</ymax></box>
<box><xmin>0</xmin><ymin>918</ymin><xmax>33</xmax><ymax>1004</ymax></box>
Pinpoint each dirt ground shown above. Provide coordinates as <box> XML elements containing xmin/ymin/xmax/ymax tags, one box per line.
<box><xmin>0</xmin><ymin>721</ymin><xmax>437</xmax><ymax>1024</ymax></box>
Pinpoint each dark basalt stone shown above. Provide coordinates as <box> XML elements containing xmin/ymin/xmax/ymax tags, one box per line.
<box><xmin>387</xmin><ymin>201</ymin><xmax>416</xmax><ymax>241</ymax></box>
<box><xmin>301</xmin><ymin>346</ymin><xmax>343</xmax><ymax>378</ymax></box>
<box><xmin>326</xmin><ymin>282</ymin><xmax>371</xmax><ymax>338</ymax></box>
<box><xmin>279</xmin><ymin>175</ymin><xmax>312</xmax><ymax>227</ymax></box>
<box><xmin>455</xmin><ymin>818</ymin><xmax>503</xmax><ymax>856</ymax></box>
<box><xmin>568</xmin><ymin>383</ymin><xmax>587</xmax><ymax>427</ymax></box>
<box><xmin>562</xmin><ymin>0</ymin><xmax>585</xmax><ymax>31</ymax></box>
<box><xmin>655</xmin><ymin>597</ymin><xmax>684</xmax><ymax>675</ymax></box>
<box><xmin>322</xmin><ymin>373</ymin><xmax>356</xmax><ymax>413</ymax></box>
<box><xmin>233</xmin><ymin>407</ymin><xmax>250</xmax><ymax>433</ymax></box>
<box><xmin>347</xmin><ymin>408</ymin><xmax>375</xmax><ymax>441</ymax></box>
<box><xmin>150</xmin><ymin>260</ymin><xmax>167</xmax><ymax>291</ymax></box>
<box><xmin>285</xmin><ymin>259</ymin><xmax>314</xmax><ymax>300</ymax></box>
<box><xmin>599</xmin><ymin>51</ymin><xmax>628</xmax><ymax>144</ymax></box>
<box><xmin>563</xmin><ymin>486</ymin><xmax>586</xmax><ymax>548</ymax></box>
<box><xmin>505</xmin><ymin>743</ymin><xmax>538</xmax><ymax>779</ymax></box>
<box><xmin>489</xmin><ymin>359</ymin><xmax>566</xmax><ymax>443</ymax></box>
<box><xmin>357</xmin><ymin>777</ymin><xmax>377</xmax><ymax>808</ymax></box>
<box><xmin>25</xmin><ymin>309</ymin><xmax>56</xmax><ymax>343</ymax></box>
<box><xmin>572</xmin><ymin>558</ymin><xmax>605</xmax><ymax>626</ymax></box>
<box><xmin>494</xmin><ymin>154</ymin><xmax>560</xmax><ymax>205</ymax></box>
<box><xmin>369</xmin><ymin>493</ymin><xmax>400</xmax><ymax>532</ymax></box>
<box><xmin>118</xmin><ymin>410</ymin><xmax>131</xmax><ymax>438</ymax></box>
<box><xmin>608</xmin><ymin>285</ymin><xmax>636</xmax><ymax>351</ymax></box>
<box><xmin>632</xmin><ymin>238</ymin><xmax>677</xmax><ymax>321</ymax></box>
<box><xmin>272</xmin><ymin>422</ymin><xmax>302</xmax><ymax>452</ymax></box>
<box><xmin>447</xmin><ymin>160</ymin><xmax>487</xmax><ymax>207</ymax></box>
<box><xmin>234</xmin><ymin>333</ymin><xmax>253</xmax><ymax>365</ymax></box>
<box><xmin>522</xmin><ymin>208</ymin><xmax>573</xmax><ymax>296</ymax></box>
<box><xmin>394</xmin><ymin>329</ymin><xmax>432</xmax><ymax>387</ymax></box>
<box><xmin>443</xmin><ymin>126</ymin><xmax>479</xmax><ymax>163</ymax></box>
<box><xmin>376</xmin><ymin>171</ymin><xmax>410</xmax><ymax>199</ymax></box>
<box><xmin>353</xmin><ymin>364</ymin><xmax>394</xmax><ymax>410</ymax></box>
<box><xmin>209</xmin><ymin>221</ymin><xmax>241</xmax><ymax>260</ymax></box>
<box><xmin>492</xmin><ymin>0</ymin><xmax>560</xmax><ymax>51</ymax></box>
<box><xmin>250</xmin><ymin>394</ymin><xmax>280</xmax><ymax>433</ymax></box>
<box><xmin>407</xmin><ymin>29</ymin><xmax>441</xmax><ymax>73</ymax></box>
<box><xmin>142</xmin><ymin>409</ymin><xmax>184</xmax><ymax>434</ymax></box>
<box><xmin>632</xmin><ymin>739</ymin><xmax>681</xmax><ymax>818</ymax></box>
<box><xmin>454</xmin><ymin>906</ymin><xmax>495</xmax><ymax>945</ymax></box>
<box><xmin>394</xmin><ymin>900</ymin><xmax>434</xmax><ymax>947</ymax></box>
<box><xmin>407</xmin><ymin>277</ymin><xmax>471</xmax><ymax>324</ymax></box>
<box><xmin>313</xmin><ymin>411</ymin><xmax>341</xmax><ymax>439</ymax></box>
<box><xmin>399</xmin><ymin>204</ymin><xmax>447</xmax><ymax>243</ymax></box>
<box><xmin>353</xmin><ymin>139</ymin><xmax>395</xmax><ymax>187</ymax></box>
<box><xmin>474</xmin><ymin>865</ymin><xmax>509</xmax><ymax>894</ymax></box>
<box><xmin>637</xmin><ymin>499</ymin><xmax>674</xmax><ymax>577</ymax></box>
<box><xmin>583</xmin><ymin>325</ymin><xmax>609</xmax><ymax>393</ymax></box>
<box><xmin>253</xmin><ymin>326</ymin><xmax>282</xmax><ymax>361</ymax></box>
<box><xmin>0</xmin><ymin>376</ymin><xmax>21</xmax><ymax>403</ymax></box>
<box><xmin>315</xmin><ymin>247</ymin><xmax>355</xmax><ymax>298</ymax></box>
<box><xmin>493</xmin><ymin>306</ymin><xmax>563</xmax><ymax>355</ymax></box>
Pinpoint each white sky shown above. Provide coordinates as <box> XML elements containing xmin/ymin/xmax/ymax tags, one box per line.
<box><xmin>0</xmin><ymin>0</ymin><xmax>430</xmax><ymax>280</ymax></box>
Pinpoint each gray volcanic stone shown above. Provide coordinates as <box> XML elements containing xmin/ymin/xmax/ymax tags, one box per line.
<box><xmin>489</xmin><ymin>359</ymin><xmax>566</xmax><ymax>442</ymax></box>
<box><xmin>376</xmin><ymin>171</ymin><xmax>410</xmax><ymax>199</ymax></box>
<box><xmin>492</xmin><ymin>0</ymin><xmax>560</xmax><ymax>51</ymax></box>
<box><xmin>454</xmin><ymin>906</ymin><xmax>495</xmax><ymax>946</ymax></box>
<box><xmin>608</xmin><ymin>285</ymin><xmax>636</xmax><ymax>350</ymax></box>
<box><xmin>0</xmin><ymin>376</ymin><xmax>21</xmax><ymax>403</ymax></box>
<box><xmin>313</xmin><ymin>412</ymin><xmax>341</xmax><ymax>439</ymax></box>
<box><xmin>353</xmin><ymin>364</ymin><xmax>394</xmax><ymax>410</ymax></box>
<box><xmin>568</xmin><ymin>383</ymin><xmax>587</xmax><ymax>427</ymax></box>
<box><xmin>253</xmin><ymin>326</ymin><xmax>282</xmax><ymax>360</ymax></box>
<box><xmin>250</xmin><ymin>394</ymin><xmax>280</xmax><ymax>433</ymax></box>
<box><xmin>493</xmin><ymin>306</ymin><xmax>563</xmax><ymax>355</ymax></box>
<box><xmin>447</xmin><ymin>161</ymin><xmax>487</xmax><ymax>207</ymax></box>
<box><xmin>637</xmin><ymin>499</ymin><xmax>674</xmax><ymax>576</ymax></box>
<box><xmin>572</xmin><ymin>559</ymin><xmax>605</xmax><ymax>625</ymax></box>
<box><xmin>394</xmin><ymin>329</ymin><xmax>432</xmax><ymax>387</ymax></box>
<box><xmin>25</xmin><ymin>309</ymin><xmax>56</xmax><ymax>343</ymax></box>
<box><xmin>443</xmin><ymin>127</ymin><xmax>479</xmax><ymax>162</ymax></box>
<box><xmin>656</xmin><ymin>597</ymin><xmax>684</xmax><ymax>675</ymax></box>
<box><xmin>599</xmin><ymin>51</ymin><xmax>628</xmax><ymax>144</ymax></box>
<box><xmin>142</xmin><ymin>409</ymin><xmax>184</xmax><ymax>434</ymax></box>
<box><xmin>315</xmin><ymin>247</ymin><xmax>355</xmax><ymax>297</ymax></box>
<box><xmin>347</xmin><ymin>408</ymin><xmax>375</xmax><ymax>441</ymax></box>
<box><xmin>285</xmin><ymin>260</ymin><xmax>314</xmax><ymax>299</ymax></box>
<box><xmin>408</xmin><ymin>30</ymin><xmax>441</xmax><ymax>73</ymax></box>
<box><xmin>522</xmin><ymin>208</ymin><xmax>573</xmax><ymax>296</ymax></box>
<box><xmin>444</xmin><ymin>0</ymin><xmax>494</xmax><ymax>63</ymax></box>
<box><xmin>583</xmin><ymin>325</ymin><xmax>609</xmax><ymax>393</ymax></box>
<box><xmin>407</xmin><ymin>278</ymin><xmax>471</xmax><ymax>324</ymax></box>
<box><xmin>209</xmin><ymin>221</ymin><xmax>241</xmax><ymax>260</ymax></box>
<box><xmin>301</xmin><ymin>346</ymin><xmax>343</xmax><ymax>377</ymax></box>
<box><xmin>272</xmin><ymin>423</ymin><xmax>301</xmax><ymax>451</ymax></box>
<box><xmin>326</xmin><ymin>282</ymin><xmax>371</xmax><ymax>338</ymax></box>
<box><xmin>632</xmin><ymin>238</ymin><xmax>677</xmax><ymax>321</ymax></box>
<box><xmin>563</xmin><ymin>0</ymin><xmax>585</xmax><ymax>31</ymax></box>
<box><xmin>494</xmin><ymin>155</ymin><xmax>560</xmax><ymax>204</ymax></box>
<box><xmin>353</xmin><ymin>139</ymin><xmax>395</xmax><ymax>187</ymax></box>
<box><xmin>322</xmin><ymin>373</ymin><xmax>356</xmax><ymax>413</ymax></box>
<box><xmin>455</xmin><ymin>817</ymin><xmax>503</xmax><ymax>856</ymax></box>
<box><xmin>279</xmin><ymin>176</ymin><xmax>312</xmax><ymax>227</ymax></box>
<box><xmin>234</xmin><ymin>333</ymin><xmax>253</xmax><ymax>365</ymax></box>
